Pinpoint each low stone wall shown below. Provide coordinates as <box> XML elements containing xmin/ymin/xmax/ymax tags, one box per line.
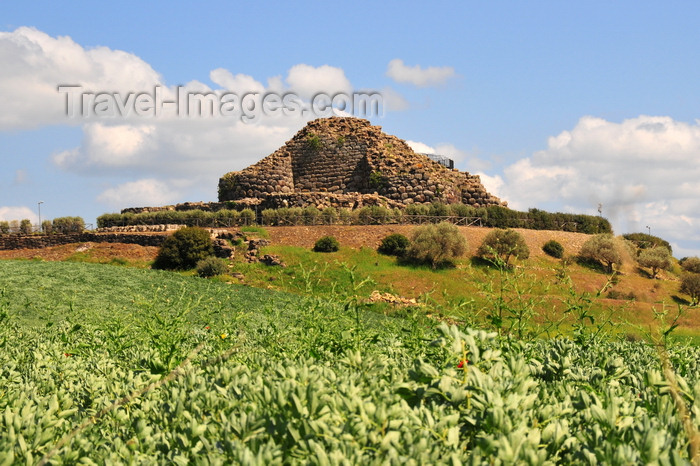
<box><xmin>0</xmin><ymin>232</ymin><xmax>168</xmax><ymax>250</ymax></box>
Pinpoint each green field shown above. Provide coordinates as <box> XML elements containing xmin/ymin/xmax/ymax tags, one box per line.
<box><xmin>1</xmin><ymin>260</ymin><xmax>699</xmax><ymax>464</ymax></box>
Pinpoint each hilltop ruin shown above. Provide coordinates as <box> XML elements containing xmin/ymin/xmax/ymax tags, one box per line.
<box><xmin>218</xmin><ymin>117</ymin><xmax>505</xmax><ymax>210</ymax></box>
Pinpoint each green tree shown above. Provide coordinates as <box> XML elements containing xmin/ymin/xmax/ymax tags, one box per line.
<box><xmin>637</xmin><ymin>247</ymin><xmax>672</xmax><ymax>279</ymax></box>
<box><xmin>680</xmin><ymin>256</ymin><xmax>700</xmax><ymax>274</ymax></box>
<box><xmin>153</xmin><ymin>226</ymin><xmax>214</xmax><ymax>270</ymax></box>
<box><xmin>477</xmin><ymin>229</ymin><xmax>530</xmax><ymax>267</ymax></box>
<box><xmin>19</xmin><ymin>219</ymin><xmax>32</xmax><ymax>235</ymax></box>
<box><xmin>680</xmin><ymin>273</ymin><xmax>700</xmax><ymax>305</ymax></box>
<box><xmin>579</xmin><ymin>234</ymin><xmax>622</xmax><ymax>273</ymax></box>
<box><xmin>406</xmin><ymin>222</ymin><xmax>467</xmax><ymax>269</ymax></box>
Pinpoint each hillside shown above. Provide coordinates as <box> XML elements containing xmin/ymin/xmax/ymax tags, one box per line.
<box><xmin>2</xmin><ymin>225</ymin><xmax>697</xmax><ymax>338</ymax></box>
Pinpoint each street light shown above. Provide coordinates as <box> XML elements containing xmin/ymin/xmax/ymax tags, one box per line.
<box><xmin>38</xmin><ymin>201</ymin><xmax>44</xmax><ymax>233</ymax></box>
<box><xmin>646</xmin><ymin>225</ymin><xmax>651</xmax><ymax>235</ymax></box>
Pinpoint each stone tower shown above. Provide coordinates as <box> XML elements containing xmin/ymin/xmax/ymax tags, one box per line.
<box><xmin>218</xmin><ymin>117</ymin><xmax>505</xmax><ymax>209</ymax></box>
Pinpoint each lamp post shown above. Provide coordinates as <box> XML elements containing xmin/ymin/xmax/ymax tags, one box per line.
<box><xmin>38</xmin><ymin>201</ymin><xmax>44</xmax><ymax>233</ymax></box>
<box><xmin>646</xmin><ymin>225</ymin><xmax>651</xmax><ymax>236</ymax></box>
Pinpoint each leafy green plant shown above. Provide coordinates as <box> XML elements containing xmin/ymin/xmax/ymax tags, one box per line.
<box><xmin>377</xmin><ymin>233</ymin><xmax>410</xmax><ymax>257</ymax></box>
<box><xmin>368</xmin><ymin>170</ymin><xmax>386</xmax><ymax>189</ymax></box>
<box><xmin>313</xmin><ymin>236</ymin><xmax>340</xmax><ymax>252</ymax></box>
<box><xmin>477</xmin><ymin>228</ymin><xmax>529</xmax><ymax>267</ymax></box>
<box><xmin>152</xmin><ymin>227</ymin><xmax>214</xmax><ymax>270</ymax></box>
<box><xmin>405</xmin><ymin>222</ymin><xmax>467</xmax><ymax>269</ymax></box>
<box><xmin>196</xmin><ymin>256</ymin><xmax>228</xmax><ymax>278</ymax></box>
<box><xmin>0</xmin><ymin>220</ymin><xmax>9</xmax><ymax>235</ymax></box>
<box><xmin>52</xmin><ymin>216</ymin><xmax>85</xmax><ymax>234</ymax></box>
<box><xmin>680</xmin><ymin>256</ymin><xmax>700</xmax><ymax>274</ymax></box>
<box><xmin>542</xmin><ymin>239</ymin><xmax>564</xmax><ymax>259</ymax></box>
<box><xmin>579</xmin><ymin>234</ymin><xmax>622</xmax><ymax>273</ymax></box>
<box><xmin>637</xmin><ymin>246</ymin><xmax>673</xmax><ymax>278</ymax></box>
<box><xmin>19</xmin><ymin>218</ymin><xmax>32</xmax><ymax>235</ymax></box>
<box><xmin>307</xmin><ymin>132</ymin><xmax>322</xmax><ymax>150</ymax></box>
<box><xmin>680</xmin><ymin>273</ymin><xmax>700</xmax><ymax>305</ymax></box>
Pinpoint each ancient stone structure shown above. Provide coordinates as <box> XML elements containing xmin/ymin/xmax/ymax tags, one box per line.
<box><xmin>218</xmin><ymin>117</ymin><xmax>505</xmax><ymax>209</ymax></box>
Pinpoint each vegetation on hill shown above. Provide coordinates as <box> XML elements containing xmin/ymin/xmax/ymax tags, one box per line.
<box><xmin>97</xmin><ymin>204</ymin><xmax>612</xmax><ymax>234</ymax></box>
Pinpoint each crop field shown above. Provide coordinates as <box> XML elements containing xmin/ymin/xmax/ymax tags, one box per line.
<box><xmin>1</xmin><ymin>260</ymin><xmax>700</xmax><ymax>464</ymax></box>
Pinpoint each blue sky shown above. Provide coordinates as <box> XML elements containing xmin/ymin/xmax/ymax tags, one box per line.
<box><xmin>2</xmin><ymin>1</ymin><xmax>700</xmax><ymax>256</ymax></box>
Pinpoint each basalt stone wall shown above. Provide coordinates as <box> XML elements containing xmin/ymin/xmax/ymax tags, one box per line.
<box><xmin>218</xmin><ymin>117</ymin><xmax>505</xmax><ymax>209</ymax></box>
<box><xmin>0</xmin><ymin>233</ymin><xmax>168</xmax><ymax>250</ymax></box>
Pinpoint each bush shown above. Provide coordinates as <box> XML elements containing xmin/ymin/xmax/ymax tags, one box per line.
<box><xmin>637</xmin><ymin>247</ymin><xmax>672</xmax><ymax>279</ymax></box>
<box><xmin>152</xmin><ymin>227</ymin><xmax>214</xmax><ymax>270</ymax></box>
<box><xmin>477</xmin><ymin>229</ymin><xmax>530</xmax><ymax>267</ymax></box>
<box><xmin>41</xmin><ymin>220</ymin><xmax>53</xmax><ymax>234</ymax></box>
<box><xmin>0</xmin><ymin>221</ymin><xmax>8</xmax><ymax>235</ymax></box>
<box><xmin>53</xmin><ymin>216</ymin><xmax>85</xmax><ymax>234</ymax></box>
<box><xmin>19</xmin><ymin>219</ymin><xmax>32</xmax><ymax>235</ymax></box>
<box><xmin>623</xmin><ymin>232</ymin><xmax>673</xmax><ymax>255</ymax></box>
<box><xmin>239</xmin><ymin>208</ymin><xmax>256</xmax><ymax>225</ymax></box>
<box><xmin>579</xmin><ymin>234</ymin><xmax>622</xmax><ymax>273</ymax></box>
<box><xmin>680</xmin><ymin>256</ymin><xmax>700</xmax><ymax>274</ymax></box>
<box><xmin>313</xmin><ymin>236</ymin><xmax>340</xmax><ymax>253</ymax></box>
<box><xmin>321</xmin><ymin>207</ymin><xmax>338</xmax><ymax>225</ymax></box>
<box><xmin>542</xmin><ymin>240</ymin><xmax>564</xmax><ymax>259</ymax></box>
<box><xmin>196</xmin><ymin>256</ymin><xmax>228</xmax><ymax>278</ymax></box>
<box><xmin>680</xmin><ymin>273</ymin><xmax>700</xmax><ymax>305</ymax></box>
<box><xmin>406</xmin><ymin>222</ymin><xmax>467</xmax><ymax>269</ymax></box>
<box><xmin>377</xmin><ymin>233</ymin><xmax>410</xmax><ymax>257</ymax></box>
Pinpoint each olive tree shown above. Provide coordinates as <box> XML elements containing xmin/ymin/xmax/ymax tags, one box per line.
<box><xmin>680</xmin><ymin>273</ymin><xmax>700</xmax><ymax>305</ymax></box>
<box><xmin>579</xmin><ymin>234</ymin><xmax>622</xmax><ymax>273</ymax></box>
<box><xmin>477</xmin><ymin>228</ymin><xmax>530</xmax><ymax>267</ymax></box>
<box><xmin>406</xmin><ymin>222</ymin><xmax>467</xmax><ymax>269</ymax></box>
<box><xmin>637</xmin><ymin>247</ymin><xmax>672</xmax><ymax>279</ymax></box>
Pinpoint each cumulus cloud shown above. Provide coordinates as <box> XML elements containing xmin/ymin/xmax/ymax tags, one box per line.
<box><xmin>0</xmin><ymin>27</ymin><xmax>162</xmax><ymax>129</ymax></box>
<box><xmin>496</xmin><ymin>115</ymin><xmax>700</xmax><ymax>255</ymax></box>
<box><xmin>386</xmin><ymin>59</ymin><xmax>455</xmax><ymax>87</ymax></box>
<box><xmin>285</xmin><ymin>64</ymin><xmax>353</xmax><ymax>100</ymax></box>
<box><xmin>0</xmin><ymin>206</ymin><xmax>38</xmax><ymax>222</ymax></box>
<box><xmin>97</xmin><ymin>178</ymin><xmax>183</xmax><ymax>209</ymax></box>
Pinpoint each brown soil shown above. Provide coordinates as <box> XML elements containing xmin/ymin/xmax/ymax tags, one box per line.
<box><xmin>264</xmin><ymin>225</ymin><xmax>590</xmax><ymax>258</ymax></box>
<box><xmin>0</xmin><ymin>226</ymin><xmax>591</xmax><ymax>262</ymax></box>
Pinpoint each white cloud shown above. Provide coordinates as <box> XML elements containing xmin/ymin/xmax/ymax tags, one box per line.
<box><xmin>386</xmin><ymin>58</ymin><xmax>455</xmax><ymax>87</ymax></box>
<box><xmin>406</xmin><ymin>140</ymin><xmax>435</xmax><ymax>154</ymax></box>
<box><xmin>0</xmin><ymin>27</ymin><xmax>162</xmax><ymax>130</ymax></box>
<box><xmin>97</xmin><ymin>178</ymin><xmax>183</xmax><ymax>209</ymax></box>
<box><xmin>285</xmin><ymin>64</ymin><xmax>353</xmax><ymax>100</ymax></box>
<box><xmin>12</xmin><ymin>170</ymin><xmax>28</xmax><ymax>185</ymax></box>
<box><xmin>496</xmin><ymin>115</ymin><xmax>700</xmax><ymax>254</ymax></box>
<box><xmin>0</xmin><ymin>206</ymin><xmax>38</xmax><ymax>222</ymax></box>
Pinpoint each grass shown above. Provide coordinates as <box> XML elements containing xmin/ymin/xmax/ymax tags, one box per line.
<box><xmin>223</xmin><ymin>243</ymin><xmax>700</xmax><ymax>340</ymax></box>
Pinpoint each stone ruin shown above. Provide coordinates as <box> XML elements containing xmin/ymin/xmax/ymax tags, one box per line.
<box><xmin>218</xmin><ymin>117</ymin><xmax>505</xmax><ymax>210</ymax></box>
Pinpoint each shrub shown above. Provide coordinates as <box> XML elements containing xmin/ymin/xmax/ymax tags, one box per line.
<box><xmin>623</xmin><ymin>232</ymin><xmax>673</xmax><ymax>255</ymax></box>
<box><xmin>152</xmin><ymin>227</ymin><xmax>214</xmax><ymax>270</ymax></box>
<box><xmin>53</xmin><ymin>216</ymin><xmax>85</xmax><ymax>234</ymax></box>
<box><xmin>41</xmin><ymin>220</ymin><xmax>53</xmax><ymax>234</ymax></box>
<box><xmin>196</xmin><ymin>256</ymin><xmax>228</xmax><ymax>278</ymax></box>
<box><xmin>637</xmin><ymin>247</ymin><xmax>672</xmax><ymax>279</ymax></box>
<box><xmin>0</xmin><ymin>221</ymin><xmax>9</xmax><ymax>235</ymax></box>
<box><xmin>19</xmin><ymin>219</ymin><xmax>32</xmax><ymax>235</ymax></box>
<box><xmin>377</xmin><ymin>233</ymin><xmax>410</xmax><ymax>257</ymax></box>
<box><xmin>477</xmin><ymin>229</ymin><xmax>530</xmax><ymax>267</ymax></box>
<box><xmin>313</xmin><ymin>236</ymin><xmax>340</xmax><ymax>253</ymax></box>
<box><xmin>680</xmin><ymin>256</ymin><xmax>700</xmax><ymax>274</ymax></box>
<box><xmin>680</xmin><ymin>273</ymin><xmax>700</xmax><ymax>305</ymax></box>
<box><xmin>321</xmin><ymin>207</ymin><xmax>338</xmax><ymax>225</ymax></box>
<box><xmin>406</xmin><ymin>222</ymin><xmax>467</xmax><ymax>269</ymax></box>
<box><xmin>239</xmin><ymin>208</ymin><xmax>256</xmax><ymax>225</ymax></box>
<box><xmin>579</xmin><ymin>234</ymin><xmax>622</xmax><ymax>273</ymax></box>
<box><xmin>542</xmin><ymin>240</ymin><xmax>564</xmax><ymax>259</ymax></box>
<box><xmin>302</xmin><ymin>206</ymin><xmax>321</xmax><ymax>225</ymax></box>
